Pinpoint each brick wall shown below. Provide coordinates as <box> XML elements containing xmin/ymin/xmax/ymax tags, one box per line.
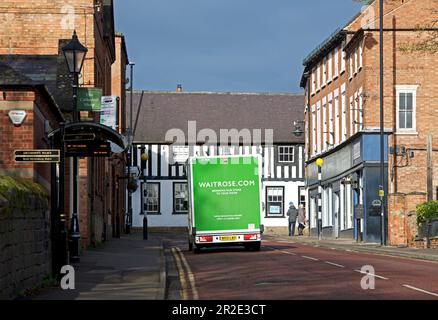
<box><xmin>0</xmin><ymin>0</ymin><xmax>120</xmax><ymax>249</ymax></box>
<box><xmin>358</xmin><ymin>0</ymin><xmax>438</xmax><ymax>247</ymax></box>
<box><xmin>0</xmin><ymin>90</ymin><xmax>34</xmax><ymax>179</ymax></box>
<box><xmin>0</xmin><ymin>177</ymin><xmax>51</xmax><ymax>300</ymax></box>
<box><xmin>388</xmin><ymin>192</ymin><xmax>427</xmax><ymax>246</ymax></box>
<box><xmin>305</xmin><ymin>0</ymin><xmax>438</xmax><ymax>247</ymax></box>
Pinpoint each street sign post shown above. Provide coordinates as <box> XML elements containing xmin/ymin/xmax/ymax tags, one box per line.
<box><xmin>14</xmin><ymin>150</ymin><xmax>60</xmax><ymax>163</ymax></box>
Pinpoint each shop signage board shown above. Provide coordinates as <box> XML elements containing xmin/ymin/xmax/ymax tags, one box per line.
<box><xmin>100</xmin><ymin>96</ymin><xmax>118</xmax><ymax>130</ymax></box>
<box><xmin>78</xmin><ymin>88</ymin><xmax>102</xmax><ymax>111</ymax></box>
<box><xmin>65</xmin><ymin>141</ymin><xmax>111</xmax><ymax>157</ymax></box>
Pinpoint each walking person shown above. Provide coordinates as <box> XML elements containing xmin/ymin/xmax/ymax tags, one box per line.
<box><xmin>287</xmin><ymin>202</ymin><xmax>298</xmax><ymax>237</ymax></box>
<box><xmin>297</xmin><ymin>204</ymin><xmax>306</xmax><ymax>236</ymax></box>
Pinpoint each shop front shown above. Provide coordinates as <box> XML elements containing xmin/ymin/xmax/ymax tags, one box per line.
<box><xmin>306</xmin><ymin>132</ymin><xmax>390</xmax><ymax>243</ymax></box>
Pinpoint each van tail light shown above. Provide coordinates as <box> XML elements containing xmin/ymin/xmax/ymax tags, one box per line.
<box><xmin>199</xmin><ymin>236</ymin><xmax>213</xmax><ymax>242</ymax></box>
<box><xmin>244</xmin><ymin>234</ymin><xmax>258</xmax><ymax>241</ymax></box>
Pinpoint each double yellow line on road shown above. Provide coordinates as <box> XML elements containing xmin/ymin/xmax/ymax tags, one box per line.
<box><xmin>171</xmin><ymin>247</ymin><xmax>199</xmax><ymax>300</ymax></box>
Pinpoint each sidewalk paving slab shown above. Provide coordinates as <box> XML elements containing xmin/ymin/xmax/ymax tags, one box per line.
<box><xmin>30</xmin><ymin>232</ymin><xmax>166</xmax><ymax>300</ymax></box>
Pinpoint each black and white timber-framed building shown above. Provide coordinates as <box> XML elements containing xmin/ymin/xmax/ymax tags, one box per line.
<box><xmin>127</xmin><ymin>90</ymin><xmax>305</xmax><ymax>233</ymax></box>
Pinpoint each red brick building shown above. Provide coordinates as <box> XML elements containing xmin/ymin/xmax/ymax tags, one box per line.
<box><xmin>0</xmin><ymin>62</ymin><xmax>64</xmax><ymax>188</ymax></box>
<box><xmin>301</xmin><ymin>0</ymin><xmax>438</xmax><ymax>246</ymax></box>
<box><xmin>0</xmin><ymin>0</ymin><xmax>128</xmax><ymax>249</ymax></box>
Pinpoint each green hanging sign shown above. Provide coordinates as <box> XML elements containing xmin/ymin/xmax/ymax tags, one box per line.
<box><xmin>77</xmin><ymin>88</ymin><xmax>102</xmax><ymax>111</ymax></box>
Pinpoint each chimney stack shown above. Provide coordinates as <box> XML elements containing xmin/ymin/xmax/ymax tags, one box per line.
<box><xmin>176</xmin><ymin>84</ymin><xmax>183</xmax><ymax>93</ymax></box>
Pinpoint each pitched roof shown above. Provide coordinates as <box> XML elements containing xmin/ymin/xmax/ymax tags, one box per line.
<box><xmin>0</xmin><ymin>60</ymin><xmax>64</xmax><ymax>121</ymax></box>
<box><xmin>0</xmin><ymin>61</ymin><xmax>35</xmax><ymax>85</ymax></box>
<box><xmin>128</xmin><ymin>91</ymin><xmax>305</xmax><ymax>144</ymax></box>
<box><xmin>0</xmin><ymin>52</ymin><xmax>74</xmax><ymax>112</ymax></box>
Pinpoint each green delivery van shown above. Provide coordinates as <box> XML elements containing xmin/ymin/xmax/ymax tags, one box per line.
<box><xmin>187</xmin><ymin>155</ymin><xmax>263</xmax><ymax>253</ymax></box>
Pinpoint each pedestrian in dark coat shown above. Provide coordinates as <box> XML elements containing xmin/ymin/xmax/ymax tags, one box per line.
<box><xmin>287</xmin><ymin>202</ymin><xmax>298</xmax><ymax>237</ymax></box>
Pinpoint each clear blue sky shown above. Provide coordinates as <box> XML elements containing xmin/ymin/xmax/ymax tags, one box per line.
<box><xmin>114</xmin><ymin>0</ymin><xmax>363</xmax><ymax>93</ymax></box>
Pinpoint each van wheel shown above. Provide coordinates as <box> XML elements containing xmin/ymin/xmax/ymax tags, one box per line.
<box><xmin>252</xmin><ymin>243</ymin><xmax>261</xmax><ymax>251</ymax></box>
<box><xmin>193</xmin><ymin>245</ymin><xmax>201</xmax><ymax>254</ymax></box>
<box><xmin>188</xmin><ymin>240</ymin><xmax>193</xmax><ymax>251</ymax></box>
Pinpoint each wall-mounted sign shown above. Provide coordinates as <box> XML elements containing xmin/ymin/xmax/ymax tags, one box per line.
<box><xmin>8</xmin><ymin>110</ymin><xmax>27</xmax><ymax>125</ymax></box>
<box><xmin>64</xmin><ymin>133</ymin><xmax>96</xmax><ymax>142</ymax></box>
<box><xmin>269</xmin><ymin>205</ymin><xmax>281</xmax><ymax>214</ymax></box>
<box><xmin>78</xmin><ymin>88</ymin><xmax>102</xmax><ymax>111</ymax></box>
<box><xmin>100</xmin><ymin>96</ymin><xmax>118</xmax><ymax>130</ymax></box>
<box><xmin>14</xmin><ymin>150</ymin><xmax>60</xmax><ymax>163</ymax></box>
<box><xmin>65</xmin><ymin>141</ymin><xmax>111</xmax><ymax>157</ymax></box>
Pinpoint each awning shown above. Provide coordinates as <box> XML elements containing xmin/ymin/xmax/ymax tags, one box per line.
<box><xmin>48</xmin><ymin>122</ymin><xmax>128</xmax><ymax>153</ymax></box>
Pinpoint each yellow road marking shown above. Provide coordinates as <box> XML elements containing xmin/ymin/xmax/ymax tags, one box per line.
<box><xmin>171</xmin><ymin>247</ymin><xmax>188</xmax><ymax>300</ymax></box>
<box><xmin>175</xmin><ymin>247</ymin><xmax>199</xmax><ymax>300</ymax></box>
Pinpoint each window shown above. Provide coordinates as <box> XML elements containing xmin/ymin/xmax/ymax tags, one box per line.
<box><xmin>144</xmin><ymin>183</ymin><xmax>160</xmax><ymax>214</ymax></box>
<box><xmin>359</xmin><ymin>87</ymin><xmax>363</xmax><ymax>131</ymax></box>
<box><xmin>396</xmin><ymin>85</ymin><xmax>418</xmax><ymax>132</ymax></box>
<box><xmin>349</xmin><ymin>55</ymin><xmax>353</xmax><ymax>80</ymax></box>
<box><xmin>173</xmin><ymin>183</ymin><xmax>188</xmax><ymax>214</ymax></box>
<box><xmin>349</xmin><ymin>96</ymin><xmax>354</xmax><ymax>136</ymax></box>
<box><xmin>219</xmin><ymin>146</ymin><xmax>232</xmax><ymax>155</ymax></box>
<box><xmin>359</xmin><ymin>44</ymin><xmax>363</xmax><ymax>69</ymax></box>
<box><xmin>312</xmin><ymin>105</ymin><xmax>316</xmax><ymax>156</ymax></box>
<box><xmin>278</xmin><ymin>146</ymin><xmax>295</xmax><ymax>163</ymax></box>
<box><xmin>266</xmin><ymin>187</ymin><xmax>284</xmax><ymax>217</ymax></box>
<box><xmin>334</xmin><ymin>47</ymin><xmax>339</xmax><ymax>78</ymax></box>
<box><xmin>170</xmin><ymin>145</ymin><xmax>189</xmax><ymax>164</ymax></box>
<box><xmin>341</xmin><ymin>84</ymin><xmax>347</xmax><ymax>140</ymax></box>
<box><xmin>316</xmin><ymin>101</ymin><xmax>321</xmax><ymax>153</ymax></box>
<box><xmin>317</xmin><ymin>63</ymin><xmax>321</xmax><ymax>90</ymax></box>
<box><xmin>334</xmin><ymin>89</ymin><xmax>340</xmax><ymax>145</ymax></box>
<box><xmin>322</xmin><ymin>98</ymin><xmax>327</xmax><ymax>151</ymax></box>
<box><xmin>341</xmin><ymin>49</ymin><xmax>346</xmax><ymax>73</ymax></box>
<box><xmin>354</xmin><ymin>91</ymin><xmax>358</xmax><ymax>134</ymax></box>
<box><xmin>328</xmin><ymin>52</ymin><xmax>333</xmax><ymax>82</ymax></box>
<box><xmin>298</xmin><ymin>186</ymin><xmax>306</xmax><ymax>208</ymax></box>
<box><xmin>322</xmin><ymin>58</ymin><xmax>327</xmax><ymax>86</ymax></box>
<box><xmin>354</xmin><ymin>47</ymin><xmax>359</xmax><ymax>74</ymax></box>
<box><xmin>328</xmin><ymin>94</ymin><xmax>334</xmax><ymax>148</ymax></box>
<box><xmin>311</xmin><ymin>68</ymin><xmax>316</xmax><ymax>94</ymax></box>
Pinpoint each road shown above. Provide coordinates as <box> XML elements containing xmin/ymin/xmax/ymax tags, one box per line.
<box><xmin>164</xmin><ymin>235</ymin><xmax>438</xmax><ymax>300</ymax></box>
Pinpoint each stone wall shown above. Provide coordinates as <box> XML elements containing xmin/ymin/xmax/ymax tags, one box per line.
<box><xmin>0</xmin><ymin>176</ymin><xmax>51</xmax><ymax>299</ymax></box>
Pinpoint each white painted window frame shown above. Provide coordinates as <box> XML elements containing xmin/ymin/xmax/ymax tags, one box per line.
<box><xmin>328</xmin><ymin>51</ymin><xmax>333</xmax><ymax>83</ymax></box>
<box><xmin>334</xmin><ymin>89</ymin><xmax>340</xmax><ymax>145</ymax></box>
<box><xmin>396</xmin><ymin>85</ymin><xmax>418</xmax><ymax>133</ymax></box>
<box><xmin>328</xmin><ymin>93</ymin><xmax>334</xmax><ymax>148</ymax></box>
<box><xmin>341</xmin><ymin>84</ymin><xmax>347</xmax><ymax>141</ymax></box>
<box><xmin>322</xmin><ymin>97</ymin><xmax>327</xmax><ymax>152</ymax></box>
<box><xmin>278</xmin><ymin>145</ymin><xmax>295</xmax><ymax>163</ymax></box>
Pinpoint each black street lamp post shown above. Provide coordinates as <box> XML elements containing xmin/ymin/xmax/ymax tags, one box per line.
<box><xmin>379</xmin><ymin>0</ymin><xmax>386</xmax><ymax>246</ymax></box>
<box><xmin>140</xmin><ymin>147</ymin><xmax>149</xmax><ymax>240</ymax></box>
<box><xmin>62</xmin><ymin>31</ymin><xmax>88</xmax><ymax>263</ymax></box>
<box><xmin>126</xmin><ymin>62</ymin><xmax>135</xmax><ymax>234</ymax></box>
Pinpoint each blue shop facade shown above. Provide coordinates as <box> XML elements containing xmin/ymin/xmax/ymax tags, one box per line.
<box><xmin>306</xmin><ymin>131</ymin><xmax>390</xmax><ymax>243</ymax></box>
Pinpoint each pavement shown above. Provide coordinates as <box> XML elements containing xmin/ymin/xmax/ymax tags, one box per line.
<box><xmin>265</xmin><ymin>234</ymin><xmax>438</xmax><ymax>262</ymax></box>
<box><xmin>31</xmin><ymin>232</ymin><xmax>166</xmax><ymax>300</ymax></box>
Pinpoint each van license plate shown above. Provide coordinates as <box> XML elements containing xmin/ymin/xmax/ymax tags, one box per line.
<box><xmin>220</xmin><ymin>236</ymin><xmax>237</xmax><ymax>241</ymax></box>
